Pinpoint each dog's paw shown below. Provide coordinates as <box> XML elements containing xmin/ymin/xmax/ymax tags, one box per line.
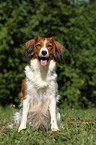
<box><xmin>51</xmin><ymin>127</ymin><xmax>59</xmax><ymax>131</ymax></box>
<box><xmin>18</xmin><ymin>125</ymin><xmax>26</xmax><ymax>132</ymax></box>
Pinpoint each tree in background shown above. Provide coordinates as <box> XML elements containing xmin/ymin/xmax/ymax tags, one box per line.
<box><xmin>58</xmin><ymin>0</ymin><xmax>96</xmax><ymax>108</ymax></box>
<box><xmin>0</xmin><ymin>0</ymin><xmax>96</xmax><ymax>107</ymax></box>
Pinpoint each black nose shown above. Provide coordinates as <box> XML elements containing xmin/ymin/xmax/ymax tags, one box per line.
<box><xmin>42</xmin><ymin>51</ymin><xmax>47</xmax><ymax>56</ymax></box>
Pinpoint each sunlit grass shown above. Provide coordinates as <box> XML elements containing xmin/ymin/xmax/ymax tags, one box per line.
<box><xmin>0</xmin><ymin>105</ymin><xmax>96</xmax><ymax>145</ymax></box>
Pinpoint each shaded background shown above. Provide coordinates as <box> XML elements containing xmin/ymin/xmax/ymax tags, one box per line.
<box><xmin>0</xmin><ymin>0</ymin><xmax>96</xmax><ymax>108</ymax></box>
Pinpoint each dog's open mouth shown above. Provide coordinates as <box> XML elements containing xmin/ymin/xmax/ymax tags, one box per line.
<box><xmin>38</xmin><ymin>57</ymin><xmax>49</xmax><ymax>66</ymax></box>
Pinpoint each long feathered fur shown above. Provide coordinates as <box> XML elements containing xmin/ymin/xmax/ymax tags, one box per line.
<box><xmin>14</xmin><ymin>59</ymin><xmax>60</xmax><ymax>130</ymax></box>
<box><xmin>13</xmin><ymin>36</ymin><xmax>64</xmax><ymax>132</ymax></box>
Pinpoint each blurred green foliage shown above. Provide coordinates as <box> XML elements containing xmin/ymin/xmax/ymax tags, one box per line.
<box><xmin>0</xmin><ymin>0</ymin><xmax>96</xmax><ymax>107</ymax></box>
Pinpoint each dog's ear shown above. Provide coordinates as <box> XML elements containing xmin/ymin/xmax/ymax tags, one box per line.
<box><xmin>25</xmin><ymin>38</ymin><xmax>35</xmax><ymax>59</ymax></box>
<box><xmin>54</xmin><ymin>40</ymin><xmax>64</xmax><ymax>63</ymax></box>
<box><xmin>25</xmin><ymin>36</ymin><xmax>39</xmax><ymax>59</ymax></box>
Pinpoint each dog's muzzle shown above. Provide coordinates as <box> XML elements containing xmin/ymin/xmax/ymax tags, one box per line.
<box><xmin>38</xmin><ymin>49</ymin><xmax>49</xmax><ymax>66</ymax></box>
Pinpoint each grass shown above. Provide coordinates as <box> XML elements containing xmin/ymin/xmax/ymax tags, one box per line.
<box><xmin>0</xmin><ymin>105</ymin><xmax>96</xmax><ymax>145</ymax></box>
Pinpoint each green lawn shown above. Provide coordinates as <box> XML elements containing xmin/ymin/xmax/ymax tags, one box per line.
<box><xmin>0</xmin><ymin>105</ymin><xmax>96</xmax><ymax>145</ymax></box>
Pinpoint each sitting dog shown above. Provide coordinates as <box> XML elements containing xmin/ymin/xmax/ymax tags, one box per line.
<box><xmin>14</xmin><ymin>36</ymin><xmax>64</xmax><ymax>132</ymax></box>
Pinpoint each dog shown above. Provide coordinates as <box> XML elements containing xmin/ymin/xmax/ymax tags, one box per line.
<box><xmin>14</xmin><ymin>35</ymin><xmax>64</xmax><ymax>132</ymax></box>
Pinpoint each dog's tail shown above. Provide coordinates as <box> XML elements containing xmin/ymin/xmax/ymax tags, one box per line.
<box><xmin>13</xmin><ymin>111</ymin><xmax>21</xmax><ymax>125</ymax></box>
<box><xmin>6</xmin><ymin>110</ymin><xmax>21</xmax><ymax>129</ymax></box>
<box><xmin>56</xmin><ymin>107</ymin><xmax>64</xmax><ymax>129</ymax></box>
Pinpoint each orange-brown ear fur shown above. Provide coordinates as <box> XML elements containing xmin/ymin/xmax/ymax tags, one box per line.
<box><xmin>25</xmin><ymin>38</ymin><xmax>36</xmax><ymax>59</ymax></box>
<box><xmin>54</xmin><ymin>40</ymin><xmax>64</xmax><ymax>63</ymax></box>
<box><xmin>25</xmin><ymin>39</ymin><xmax>35</xmax><ymax>48</ymax></box>
<box><xmin>25</xmin><ymin>36</ymin><xmax>40</xmax><ymax>59</ymax></box>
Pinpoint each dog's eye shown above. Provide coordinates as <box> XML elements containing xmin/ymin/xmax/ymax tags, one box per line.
<box><xmin>48</xmin><ymin>45</ymin><xmax>52</xmax><ymax>48</ymax></box>
<box><xmin>48</xmin><ymin>45</ymin><xmax>53</xmax><ymax>51</ymax></box>
<box><xmin>37</xmin><ymin>44</ymin><xmax>41</xmax><ymax>47</ymax></box>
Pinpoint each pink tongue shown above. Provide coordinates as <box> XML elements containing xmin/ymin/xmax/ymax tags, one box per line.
<box><xmin>41</xmin><ymin>60</ymin><xmax>47</xmax><ymax>66</ymax></box>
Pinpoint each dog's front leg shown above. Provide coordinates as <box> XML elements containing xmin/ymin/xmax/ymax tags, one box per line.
<box><xmin>18</xmin><ymin>98</ymin><xmax>30</xmax><ymax>132</ymax></box>
<box><xmin>49</xmin><ymin>99</ymin><xmax>59</xmax><ymax>131</ymax></box>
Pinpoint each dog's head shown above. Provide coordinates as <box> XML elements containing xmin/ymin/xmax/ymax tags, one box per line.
<box><xmin>25</xmin><ymin>35</ymin><xmax>64</xmax><ymax>66</ymax></box>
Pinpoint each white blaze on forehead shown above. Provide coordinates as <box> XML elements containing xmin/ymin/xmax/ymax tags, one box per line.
<box><xmin>43</xmin><ymin>38</ymin><xmax>47</xmax><ymax>48</ymax></box>
<box><xmin>39</xmin><ymin>38</ymin><xmax>49</xmax><ymax>56</ymax></box>
<box><xmin>39</xmin><ymin>38</ymin><xmax>49</xmax><ymax>66</ymax></box>
<box><xmin>42</xmin><ymin>38</ymin><xmax>48</xmax><ymax>54</ymax></box>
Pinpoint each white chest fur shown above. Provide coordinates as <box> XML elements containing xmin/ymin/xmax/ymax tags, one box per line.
<box><xmin>24</xmin><ymin>59</ymin><xmax>58</xmax><ymax>101</ymax></box>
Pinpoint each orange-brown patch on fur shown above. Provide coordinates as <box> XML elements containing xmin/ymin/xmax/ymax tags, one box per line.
<box><xmin>45</xmin><ymin>37</ymin><xmax>64</xmax><ymax>62</ymax></box>
<box><xmin>33</xmin><ymin>36</ymin><xmax>46</xmax><ymax>59</ymax></box>
<box><xmin>54</xmin><ymin>40</ymin><xmax>64</xmax><ymax>62</ymax></box>
<box><xmin>25</xmin><ymin>38</ymin><xmax>36</xmax><ymax>60</ymax></box>
<box><xmin>25</xmin><ymin>36</ymin><xmax>46</xmax><ymax>60</ymax></box>
<box><xmin>25</xmin><ymin>35</ymin><xmax>64</xmax><ymax>62</ymax></box>
<box><xmin>45</xmin><ymin>37</ymin><xmax>56</xmax><ymax>61</ymax></box>
<box><xmin>18</xmin><ymin>79</ymin><xmax>26</xmax><ymax>100</ymax></box>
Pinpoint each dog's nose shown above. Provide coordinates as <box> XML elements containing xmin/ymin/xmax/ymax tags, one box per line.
<box><xmin>42</xmin><ymin>51</ymin><xmax>47</xmax><ymax>56</ymax></box>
